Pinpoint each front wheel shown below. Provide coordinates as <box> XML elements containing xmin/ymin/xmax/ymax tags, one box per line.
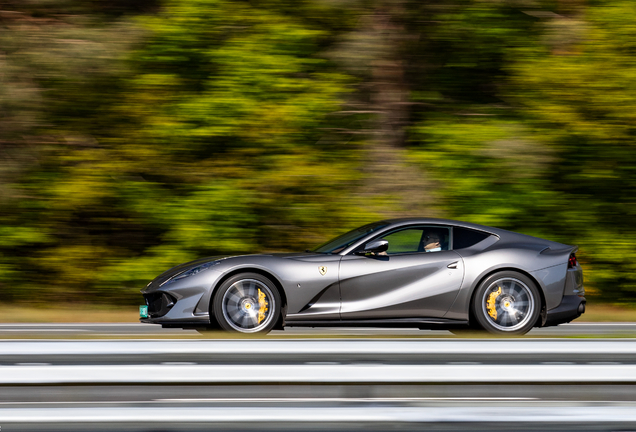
<box><xmin>472</xmin><ymin>271</ymin><xmax>541</xmax><ymax>336</ymax></box>
<box><xmin>213</xmin><ymin>272</ymin><xmax>281</xmax><ymax>334</ymax></box>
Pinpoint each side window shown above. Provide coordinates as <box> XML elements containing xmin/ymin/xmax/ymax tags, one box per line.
<box><xmin>382</xmin><ymin>229</ymin><xmax>423</xmax><ymax>254</ymax></box>
<box><xmin>453</xmin><ymin>226</ymin><xmax>491</xmax><ymax>249</ymax></box>
<box><xmin>379</xmin><ymin>226</ymin><xmax>451</xmax><ymax>255</ymax></box>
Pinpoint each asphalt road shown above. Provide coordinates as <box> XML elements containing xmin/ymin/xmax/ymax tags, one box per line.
<box><xmin>1</xmin><ymin>322</ymin><xmax>636</xmax><ymax>337</ymax></box>
<box><xmin>1</xmin><ymin>337</ymin><xmax>636</xmax><ymax>431</ymax></box>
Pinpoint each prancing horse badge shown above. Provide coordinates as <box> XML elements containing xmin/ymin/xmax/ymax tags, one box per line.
<box><xmin>318</xmin><ymin>266</ymin><xmax>327</xmax><ymax>276</ymax></box>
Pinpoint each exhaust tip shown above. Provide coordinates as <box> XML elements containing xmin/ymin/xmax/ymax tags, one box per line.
<box><xmin>578</xmin><ymin>302</ymin><xmax>586</xmax><ymax>314</ymax></box>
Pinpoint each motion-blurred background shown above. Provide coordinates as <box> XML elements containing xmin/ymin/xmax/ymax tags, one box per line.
<box><xmin>0</xmin><ymin>0</ymin><xmax>634</xmax><ymax>309</ymax></box>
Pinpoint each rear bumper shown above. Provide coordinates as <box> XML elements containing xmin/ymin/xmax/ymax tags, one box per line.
<box><xmin>544</xmin><ymin>295</ymin><xmax>586</xmax><ymax>327</ymax></box>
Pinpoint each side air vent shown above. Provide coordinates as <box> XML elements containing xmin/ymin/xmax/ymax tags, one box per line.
<box><xmin>144</xmin><ymin>292</ymin><xmax>177</xmax><ymax>318</ymax></box>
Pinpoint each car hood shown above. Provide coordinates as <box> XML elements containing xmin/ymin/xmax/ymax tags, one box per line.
<box><xmin>146</xmin><ymin>256</ymin><xmax>227</xmax><ymax>289</ymax></box>
<box><xmin>145</xmin><ymin>252</ymin><xmax>326</xmax><ymax>290</ymax></box>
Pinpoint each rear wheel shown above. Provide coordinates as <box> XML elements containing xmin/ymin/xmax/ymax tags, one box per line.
<box><xmin>472</xmin><ymin>271</ymin><xmax>540</xmax><ymax>336</ymax></box>
<box><xmin>213</xmin><ymin>272</ymin><xmax>280</xmax><ymax>334</ymax></box>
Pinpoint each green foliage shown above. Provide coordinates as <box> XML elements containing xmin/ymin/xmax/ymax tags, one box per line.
<box><xmin>0</xmin><ymin>0</ymin><xmax>373</xmax><ymax>304</ymax></box>
<box><xmin>408</xmin><ymin>0</ymin><xmax>636</xmax><ymax>300</ymax></box>
<box><xmin>506</xmin><ymin>1</ymin><xmax>636</xmax><ymax>300</ymax></box>
<box><xmin>1</xmin><ymin>0</ymin><xmax>636</xmax><ymax>305</ymax></box>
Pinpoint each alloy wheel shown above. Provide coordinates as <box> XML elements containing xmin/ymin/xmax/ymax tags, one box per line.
<box><xmin>480</xmin><ymin>277</ymin><xmax>535</xmax><ymax>332</ymax></box>
<box><xmin>221</xmin><ymin>278</ymin><xmax>276</xmax><ymax>333</ymax></box>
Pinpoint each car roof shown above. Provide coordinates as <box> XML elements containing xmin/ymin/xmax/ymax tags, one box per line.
<box><xmin>377</xmin><ymin>218</ymin><xmax>500</xmax><ymax>234</ymax></box>
<box><xmin>375</xmin><ymin>218</ymin><xmax>568</xmax><ymax>249</ymax></box>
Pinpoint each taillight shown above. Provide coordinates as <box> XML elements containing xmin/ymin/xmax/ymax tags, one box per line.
<box><xmin>568</xmin><ymin>253</ymin><xmax>578</xmax><ymax>268</ymax></box>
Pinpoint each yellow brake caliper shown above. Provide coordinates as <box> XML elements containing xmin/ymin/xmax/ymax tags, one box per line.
<box><xmin>257</xmin><ymin>289</ymin><xmax>269</xmax><ymax>324</ymax></box>
<box><xmin>487</xmin><ymin>287</ymin><xmax>502</xmax><ymax>320</ymax></box>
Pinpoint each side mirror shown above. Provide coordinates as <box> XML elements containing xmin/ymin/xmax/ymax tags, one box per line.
<box><xmin>356</xmin><ymin>239</ymin><xmax>389</xmax><ymax>255</ymax></box>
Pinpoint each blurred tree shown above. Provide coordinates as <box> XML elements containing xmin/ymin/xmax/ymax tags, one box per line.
<box><xmin>0</xmin><ymin>0</ymin><xmax>378</xmax><ymax>303</ymax></box>
<box><xmin>1</xmin><ymin>0</ymin><xmax>636</xmax><ymax>306</ymax></box>
<box><xmin>407</xmin><ymin>0</ymin><xmax>636</xmax><ymax>301</ymax></box>
<box><xmin>507</xmin><ymin>1</ymin><xmax>636</xmax><ymax>301</ymax></box>
<box><xmin>407</xmin><ymin>0</ymin><xmax>556</xmax><ymax>229</ymax></box>
<box><xmin>0</xmin><ymin>0</ymin><xmax>144</xmax><ymax>301</ymax></box>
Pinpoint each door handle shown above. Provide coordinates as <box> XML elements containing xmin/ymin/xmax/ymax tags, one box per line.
<box><xmin>447</xmin><ymin>262</ymin><xmax>458</xmax><ymax>269</ymax></box>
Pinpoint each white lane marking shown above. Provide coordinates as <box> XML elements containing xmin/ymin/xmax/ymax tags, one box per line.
<box><xmin>160</xmin><ymin>362</ymin><xmax>197</xmax><ymax>365</ymax></box>
<box><xmin>565</xmin><ymin>323</ymin><xmax>636</xmax><ymax>326</ymax></box>
<box><xmin>0</xmin><ymin>323</ymin><xmax>151</xmax><ymax>327</ymax></box>
<box><xmin>0</xmin><ymin>329</ymin><xmax>89</xmax><ymax>332</ymax></box>
<box><xmin>2</xmin><ymin>364</ymin><xmax>636</xmax><ymax>384</ymax></box>
<box><xmin>86</xmin><ymin>334</ymin><xmax>195</xmax><ymax>337</ymax></box>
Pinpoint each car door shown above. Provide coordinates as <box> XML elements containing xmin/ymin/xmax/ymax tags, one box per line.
<box><xmin>338</xmin><ymin>225</ymin><xmax>464</xmax><ymax>319</ymax></box>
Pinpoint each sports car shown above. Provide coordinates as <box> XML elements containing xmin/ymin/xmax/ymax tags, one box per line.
<box><xmin>140</xmin><ymin>218</ymin><xmax>585</xmax><ymax>335</ymax></box>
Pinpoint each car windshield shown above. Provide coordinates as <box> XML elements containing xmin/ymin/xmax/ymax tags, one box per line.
<box><xmin>312</xmin><ymin>222</ymin><xmax>389</xmax><ymax>254</ymax></box>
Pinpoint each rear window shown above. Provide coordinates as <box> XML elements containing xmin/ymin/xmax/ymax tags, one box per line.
<box><xmin>453</xmin><ymin>227</ymin><xmax>491</xmax><ymax>249</ymax></box>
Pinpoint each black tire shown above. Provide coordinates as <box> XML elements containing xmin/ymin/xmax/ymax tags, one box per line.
<box><xmin>213</xmin><ymin>272</ymin><xmax>281</xmax><ymax>334</ymax></box>
<box><xmin>472</xmin><ymin>271</ymin><xmax>541</xmax><ymax>336</ymax></box>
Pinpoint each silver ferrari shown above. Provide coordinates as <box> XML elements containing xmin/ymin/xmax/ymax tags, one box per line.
<box><xmin>140</xmin><ymin>218</ymin><xmax>585</xmax><ymax>335</ymax></box>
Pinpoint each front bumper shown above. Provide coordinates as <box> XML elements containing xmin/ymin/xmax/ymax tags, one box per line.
<box><xmin>139</xmin><ymin>288</ymin><xmax>211</xmax><ymax>326</ymax></box>
<box><xmin>139</xmin><ymin>268</ymin><xmax>225</xmax><ymax>327</ymax></box>
<box><xmin>544</xmin><ymin>295</ymin><xmax>586</xmax><ymax>327</ymax></box>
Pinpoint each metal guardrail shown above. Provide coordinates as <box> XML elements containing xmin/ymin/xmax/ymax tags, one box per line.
<box><xmin>2</xmin><ymin>338</ymin><xmax>636</xmax><ymax>356</ymax></box>
<box><xmin>2</xmin><ymin>338</ymin><xmax>636</xmax><ymax>431</ymax></box>
<box><xmin>2</xmin><ymin>405</ymin><xmax>636</xmax><ymax>423</ymax></box>
<box><xmin>2</xmin><ymin>363</ymin><xmax>636</xmax><ymax>384</ymax></box>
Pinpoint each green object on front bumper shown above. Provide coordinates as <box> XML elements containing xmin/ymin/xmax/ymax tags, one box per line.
<box><xmin>139</xmin><ymin>305</ymin><xmax>148</xmax><ymax>318</ymax></box>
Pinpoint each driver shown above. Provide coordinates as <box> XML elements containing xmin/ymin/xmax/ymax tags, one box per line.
<box><xmin>423</xmin><ymin>232</ymin><xmax>442</xmax><ymax>252</ymax></box>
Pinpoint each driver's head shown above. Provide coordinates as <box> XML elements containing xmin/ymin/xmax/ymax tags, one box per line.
<box><xmin>423</xmin><ymin>230</ymin><xmax>445</xmax><ymax>251</ymax></box>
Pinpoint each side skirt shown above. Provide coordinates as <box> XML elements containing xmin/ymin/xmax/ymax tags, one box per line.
<box><xmin>284</xmin><ymin>318</ymin><xmax>469</xmax><ymax>330</ymax></box>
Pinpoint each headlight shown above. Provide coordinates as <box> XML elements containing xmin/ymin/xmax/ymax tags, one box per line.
<box><xmin>167</xmin><ymin>261</ymin><xmax>218</xmax><ymax>284</ymax></box>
